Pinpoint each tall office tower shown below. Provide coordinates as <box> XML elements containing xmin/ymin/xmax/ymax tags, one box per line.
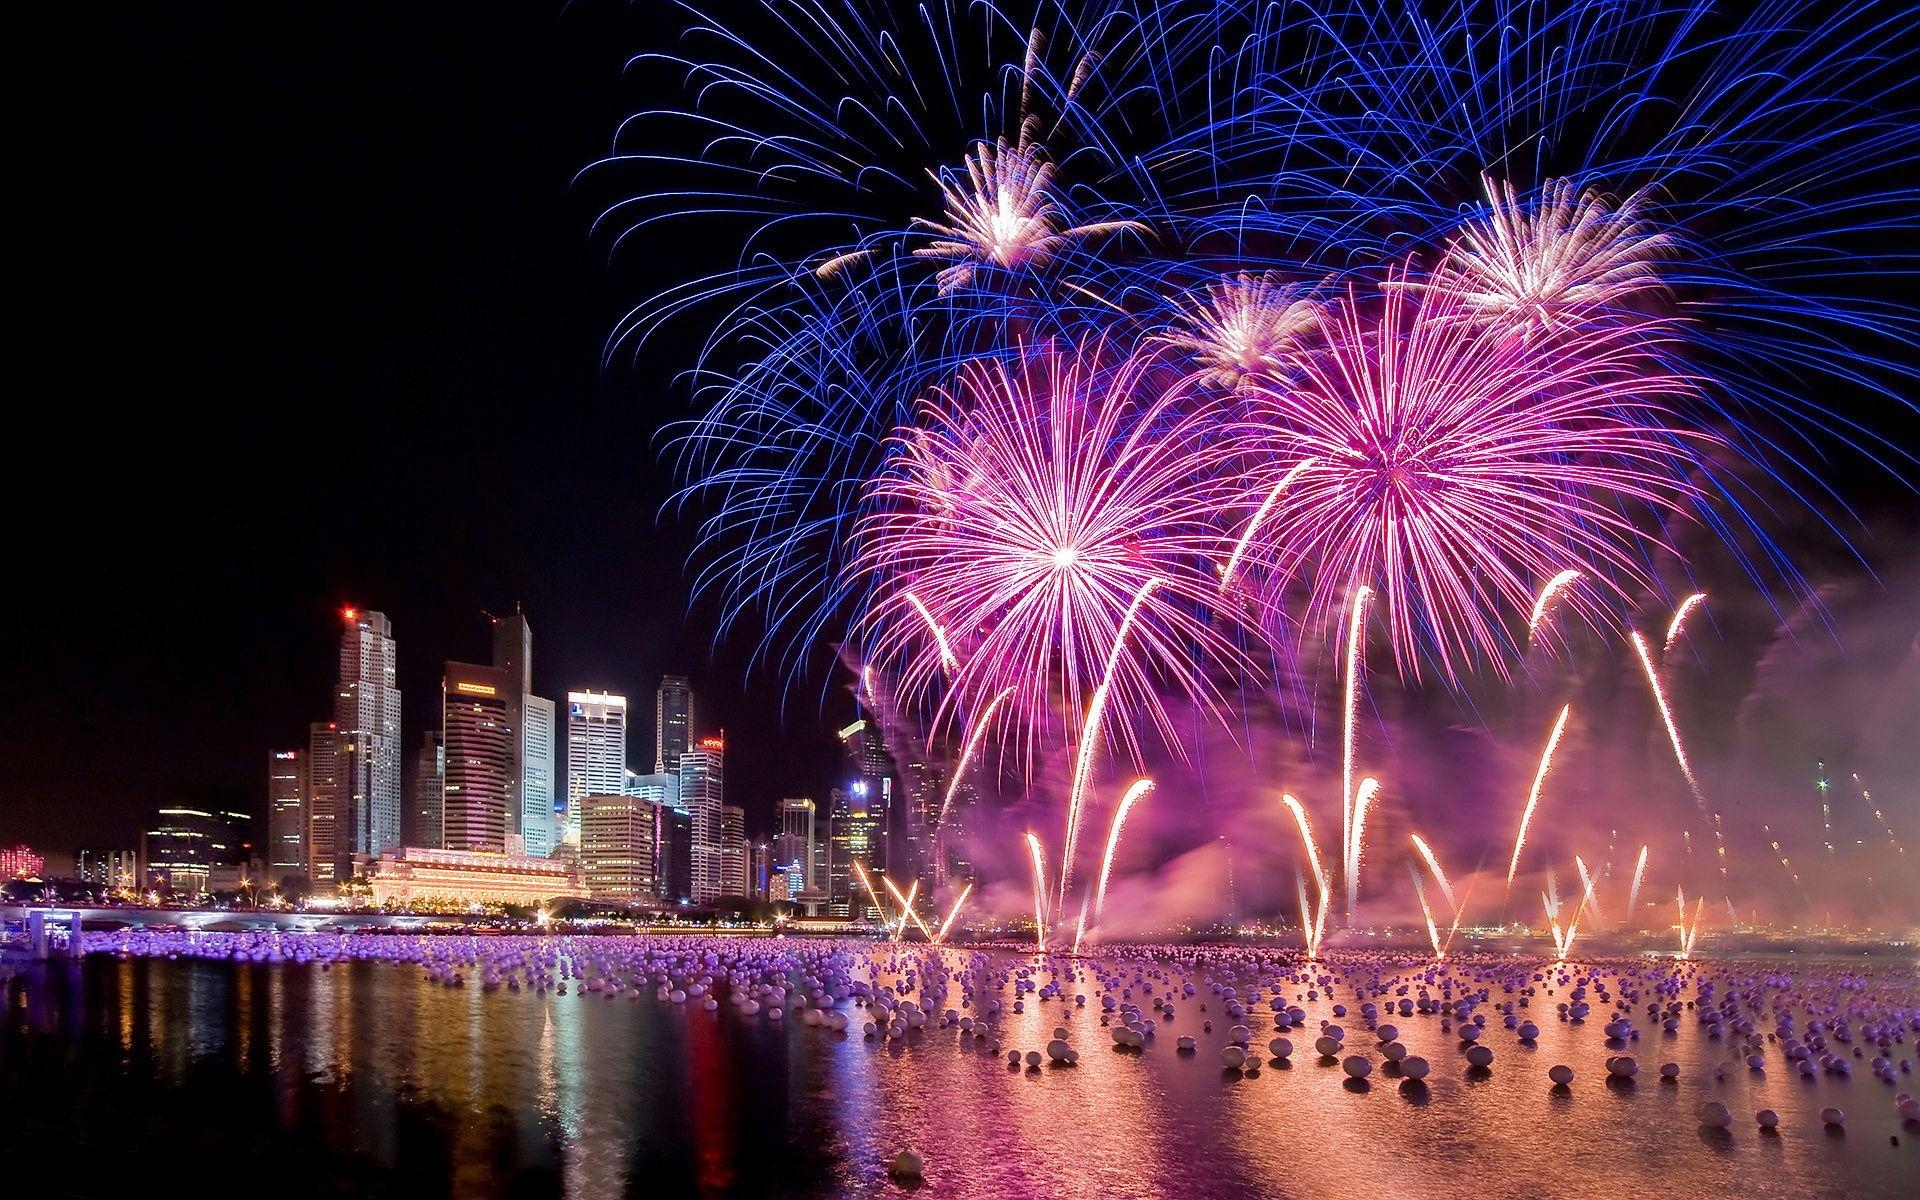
<box><xmin>775</xmin><ymin>797</ymin><xmax>816</xmax><ymax>893</ymax></box>
<box><xmin>828</xmin><ymin>784</ymin><xmax>883</xmax><ymax>918</ymax></box>
<box><xmin>655</xmin><ymin>675</ymin><xmax>693</xmax><ymax>773</ymax></box>
<box><xmin>657</xmin><ymin>804</ymin><xmax>694</xmax><ymax>904</ymax></box>
<box><xmin>565</xmin><ymin>691</ymin><xmax>628</xmax><ymax>847</ymax></box>
<box><xmin>405</xmin><ymin>731</ymin><xmax>445</xmax><ymax>849</ymax></box>
<box><xmin>331</xmin><ymin>608</ymin><xmax>402</xmax><ymax>862</ymax></box>
<box><xmin>305</xmin><ymin>721</ymin><xmax>343</xmax><ymax>884</ymax></box>
<box><xmin>581</xmin><ymin>791</ymin><xmax>659</xmax><ymax>901</ymax></box>
<box><xmin>520</xmin><ymin>695</ymin><xmax>556</xmax><ymax>856</ymax></box>
<box><xmin>266</xmin><ymin>749</ymin><xmax>306</xmax><ymax>885</ymax></box>
<box><xmin>837</xmin><ymin>719</ymin><xmax>894</xmax><ymax>876</ymax></box>
<box><xmin>719</xmin><ymin>803</ymin><xmax>749</xmax><ymax>898</ymax></box>
<box><xmin>490</xmin><ymin>608</ymin><xmax>556</xmax><ymax>857</ymax></box>
<box><xmin>680</xmin><ymin>737</ymin><xmax>726</xmax><ymax>902</ymax></box>
<box><xmin>624</xmin><ymin>769</ymin><xmax>681</xmax><ymax>811</ymax></box>
<box><xmin>442</xmin><ymin>662</ymin><xmax>512</xmax><ymax>852</ymax></box>
<box><xmin>895</xmin><ymin>745</ymin><xmax>937</xmax><ymax>883</ymax></box>
<box><xmin>751</xmin><ymin>842</ymin><xmax>773</xmax><ymax>901</ymax></box>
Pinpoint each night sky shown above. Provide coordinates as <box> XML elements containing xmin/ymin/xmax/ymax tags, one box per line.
<box><xmin>6</xmin><ymin>3</ymin><xmax>845</xmax><ymax>856</ymax></box>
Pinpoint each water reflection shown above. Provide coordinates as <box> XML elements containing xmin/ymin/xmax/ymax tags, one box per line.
<box><xmin>0</xmin><ymin>952</ymin><xmax>1912</xmax><ymax>1199</ymax></box>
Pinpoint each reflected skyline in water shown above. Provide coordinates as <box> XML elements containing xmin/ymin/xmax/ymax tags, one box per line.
<box><xmin>4</xmin><ymin>949</ymin><xmax>1913</xmax><ymax>1199</ymax></box>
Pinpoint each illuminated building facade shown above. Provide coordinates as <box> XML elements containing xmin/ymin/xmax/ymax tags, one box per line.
<box><xmin>491</xmin><ymin>609</ymin><xmax>557</xmax><ymax>858</ymax></box>
<box><xmin>443</xmin><ymin>662</ymin><xmax>511</xmax><ymax>852</ymax></box>
<box><xmin>775</xmin><ymin>797</ymin><xmax>816</xmax><ymax>895</ymax></box>
<box><xmin>305</xmin><ymin>721</ymin><xmax>343</xmax><ymax>883</ymax></box>
<box><xmin>719</xmin><ymin>803</ymin><xmax>749</xmax><ymax>898</ymax></box>
<box><xmin>1</xmin><ymin>845</ymin><xmax>45</xmax><ymax>879</ymax></box>
<box><xmin>681</xmin><ymin>737</ymin><xmax>726</xmax><ymax>902</ymax></box>
<box><xmin>266</xmin><ymin>748</ymin><xmax>305</xmax><ymax>884</ymax></box>
<box><xmin>142</xmin><ymin>807</ymin><xmax>252</xmax><ymax>896</ymax></box>
<box><xmin>75</xmin><ymin>848</ymin><xmax>138</xmax><ymax>891</ymax></box>
<box><xmin>332</xmin><ymin>608</ymin><xmax>402</xmax><ymax>865</ymax></box>
<box><xmin>828</xmin><ymin>784</ymin><xmax>883</xmax><ymax>918</ymax></box>
<box><xmin>581</xmin><ymin>791</ymin><xmax>659</xmax><ymax>901</ymax></box>
<box><xmin>655</xmin><ymin>674</ymin><xmax>692</xmax><ymax>773</ymax></box>
<box><xmin>406</xmin><ymin>730</ymin><xmax>445</xmax><ymax>849</ymax></box>
<box><xmin>364</xmin><ymin>846</ymin><xmax>582</xmax><ymax>909</ymax></box>
<box><xmin>565</xmin><ymin>691</ymin><xmax>627</xmax><ymax>847</ymax></box>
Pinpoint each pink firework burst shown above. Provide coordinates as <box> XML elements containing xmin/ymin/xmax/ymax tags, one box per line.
<box><xmin>1237</xmin><ymin>273</ymin><xmax>1705</xmax><ymax>684</ymax></box>
<box><xmin>1427</xmin><ymin>176</ymin><xmax>1671</xmax><ymax>337</ymax></box>
<box><xmin>1159</xmin><ymin>272</ymin><xmax>1324</xmax><ymax>387</ymax></box>
<box><xmin>852</xmin><ymin>342</ymin><xmax>1254</xmax><ymax>774</ymax></box>
<box><xmin>912</xmin><ymin>139</ymin><xmax>1146</xmax><ymax>295</ymax></box>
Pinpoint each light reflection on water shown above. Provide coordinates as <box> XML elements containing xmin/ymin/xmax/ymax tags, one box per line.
<box><xmin>3</xmin><ymin>949</ymin><xmax>1913</xmax><ymax>1199</ymax></box>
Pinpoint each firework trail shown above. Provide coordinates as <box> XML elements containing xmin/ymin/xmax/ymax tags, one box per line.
<box><xmin>852</xmin><ymin>861</ymin><xmax>893</xmax><ymax>937</ymax></box>
<box><xmin>883</xmin><ymin>875</ymin><xmax>934</xmax><ymax>940</ymax></box>
<box><xmin>1630</xmin><ymin>629</ymin><xmax>1729</xmax><ymax>877</ymax></box>
<box><xmin>1574</xmin><ymin>854</ymin><xmax>1605</xmax><ymax>928</ymax></box>
<box><xmin>1816</xmin><ymin>760</ymin><xmax>1837</xmax><ymax>860</ymax></box>
<box><xmin>1507</xmin><ymin>704</ymin><xmax>1574</xmax><ymax>889</ymax></box>
<box><xmin>1061</xmin><ymin>580</ymin><xmax>1159</xmax><ymax>911</ymax></box>
<box><xmin>1410</xmin><ymin>864</ymin><xmax>1443</xmax><ymax>959</ymax></box>
<box><xmin>1219</xmin><ymin>459</ymin><xmax>1315</xmax><ymax>594</ymax></box>
<box><xmin>1675</xmin><ymin>887</ymin><xmax>1707</xmax><ymax>959</ymax></box>
<box><xmin>1345</xmin><ymin>777</ymin><xmax>1382</xmax><ymax>924</ymax></box>
<box><xmin>1853</xmin><ymin>771</ymin><xmax>1909</xmax><ymax>857</ymax></box>
<box><xmin>1281</xmin><ymin>793</ymin><xmax>1331</xmax><ymax>958</ymax></box>
<box><xmin>1409</xmin><ymin>833</ymin><xmax>1455</xmax><ymax>912</ymax></box>
<box><xmin>1625</xmin><ymin>845</ymin><xmax>1650</xmax><ymax>925</ymax></box>
<box><xmin>1341</xmin><ymin>584</ymin><xmax>1371</xmax><ymax>923</ymax></box>
<box><xmin>1091</xmin><ymin>778</ymin><xmax>1154</xmax><ymax>928</ymax></box>
<box><xmin>1025</xmin><ymin>833</ymin><xmax>1050</xmax><ymax>953</ymax></box>
<box><xmin>1526</xmin><ymin>569</ymin><xmax>1584</xmax><ymax>643</ymax></box>
<box><xmin>934</xmin><ymin>882</ymin><xmax>974</xmax><ymax>943</ymax></box>
<box><xmin>935</xmin><ymin>687</ymin><xmax>1015</xmax><ymax>827</ymax></box>
<box><xmin>1664</xmin><ymin>591</ymin><xmax>1708</xmax><ymax>652</ymax></box>
<box><xmin>904</xmin><ymin>592</ymin><xmax>958</xmax><ymax>672</ymax></box>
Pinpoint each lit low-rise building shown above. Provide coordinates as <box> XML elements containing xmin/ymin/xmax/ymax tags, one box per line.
<box><xmin>364</xmin><ymin>846</ymin><xmax>583</xmax><ymax>910</ymax></box>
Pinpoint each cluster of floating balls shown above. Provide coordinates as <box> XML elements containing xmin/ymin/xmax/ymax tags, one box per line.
<box><xmin>84</xmin><ymin>929</ymin><xmax>1919</xmax><ymax>1176</ymax></box>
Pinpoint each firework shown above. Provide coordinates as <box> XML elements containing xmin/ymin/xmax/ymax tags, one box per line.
<box><xmin>1422</xmin><ymin>176</ymin><xmax>1670</xmax><ymax>338</ymax></box>
<box><xmin>1410</xmin><ymin>864</ymin><xmax>1443</xmax><ymax>960</ymax></box>
<box><xmin>1345</xmin><ymin>777</ymin><xmax>1383</xmax><ymax>925</ymax></box>
<box><xmin>1238</xmin><ymin>276</ymin><xmax>1699</xmax><ymax>685</ymax></box>
<box><xmin>1629</xmin><ymin>629</ymin><xmax>1729</xmax><ymax>876</ymax></box>
<box><xmin>852</xmin><ymin>861</ymin><xmax>893</xmax><ymax>936</ymax></box>
<box><xmin>1159</xmin><ymin>272</ymin><xmax>1321</xmax><ymax>387</ymax></box>
<box><xmin>1061</xmin><ymin>580</ymin><xmax>1160</xmax><ymax>910</ymax></box>
<box><xmin>1341</xmin><ymin>584</ymin><xmax>1371</xmax><ymax>924</ymax></box>
<box><xmin>1675</xmin><ymin>887</ymin><xmax>1707</xmax><ymax>959</ymax></box>
<box><xmin>1507</xmin><ymin>704</ymin><xmax>1574</xmax><ymax>889</ymax></box>
<box><xmin>854</xmin><ymin>343</ymin><xmax>1254</xmax><ymax>777</ymax></box>
<box><xmin>914</xmin><ymin>138</ymin><xmax>1147</xmax><ymax>294</ymax></box>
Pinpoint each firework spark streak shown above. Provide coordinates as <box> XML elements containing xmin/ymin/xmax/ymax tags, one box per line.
<box><xmin>1025</xmin><ymin>833</ymin><xmax>1050</xmax><ymax>953</ymax></box>
<box><xmin>1664</xmin><ymin>592</ymin><xmax>1708</xmax><ymax>652</ymax></box>
<box><xmin>1342</xmin><ymin>584</ymin><xmax>1371</xmax><ymax>925</ymax></box>
<box><xmin>1675</xmin><ymin>887</ymin><xmax>1707</xmax><ymax>959</ymax></box>
<box><xmin>1061</xmin><ymin>580</ymin><xmax>1160</xmax><ymax>911</ymax></box>
<box><xmin>934</xmin><ymin>687</ymin><xmax>1014</xmax><ymax>827</ymax></box>
<box><xmin>1091</xmin><ymin>778</ymin><xmax>1155</xmax><ymax>929</ymax></box>
<box><xmin>1282</xmin><ymin>794</ymin><xmax>1332</xmax><ymax>959</ymax></box>
<box><xmin>1410</xmin><ymin>865</ymin><xmax>1444</xmax><ymax>960</ymax></box>
<box><xmin>852</xmin><ymin>861</ymin><xmax>893</xmax><ymax>937</ymax></box>
<box><xmin>1219</xmin><ymin>459</ymin><xmax>1315</xmax><ymax>593</ymax></box>
<box><xmin>883</xmin><ymin>876</ymin><xmax>934</xmax><ymax>940</ymax></box>
<box><xmin>1507</xmin><ymin>704</ymin><xmax>1574</xmax><ymax>888</ymax></box>
<box><xmin>933</xmin><ymin>882</ymin><xmax>973</xmax><ymax>944</ymax></box>
<box><xmin>1630</xmin><ymin>630</ymin><xmax>1729</xmax><ymax>876</ymax></box>
<box><xmin>903</xmin><ymin>592</ymin><xmax>957</xmax><ymax>673</ymax></box>
<box><xmin>1526</xmin><ymin>569</ymin><xmax>1583</xmax><ymax>643</ymax></box>
<box><xmin>1161</xmin><ymin>273</ymin><xmax>1322</xmax><ymax>387</ymax></box>
<box><xmin>1345</xmin><ymin>777</ymin><xmax>1382</xmax><ymax>924</ymax></box>
<box><xmin>1410</xmin><ymin>834</ymin><xmax>1456</xmax><ymax>911</ymax></box>
<box><xmin>1625</xmin><ymin>845</ymin><xmax>1650</xmax><ymax>924</ymax></box>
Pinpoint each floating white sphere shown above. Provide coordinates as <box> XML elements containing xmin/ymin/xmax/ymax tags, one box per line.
<box><xmin>1697</xmin><ymin>1102</ymin><xmax>1733</xmax><ymax>1128</ymax></box>
<box><xmin>1342</xmin><ymin>1055</ymin><xmax>1373</xmax><ymax>1079</ymax></box>
<box><xmin>1221</xmin><ymin>1046</ymin><xmax>1248</xmax><ymax>1070</ymax></box>
<box><xmin>1756</xmin><ymin>1109</ymin><xmax>1780</xmax><ymax>1129</ymax></box>
<box><xmin>1820</xmin><ymin>1107</ymin><xmax>1845</xmax><ymax>1127</ymax></box>
<box><xmin>1268</xmin><ymin>1037</ymin><xmax>1294</xmax><ymax>1059</ymax></box>
<box><xmin>1466</xmin><ymin>1045</ymin><xmax>1494</xmax><ymax>1068</ymax></box>
<box><xmin>1548</xmin><ymin>1064</ymin><xmax>1574</xmax><ymax>1085</ymax></box>
<box><xmin>1402</xmin><ymin>1056</ymin><xmax>1431</xmax><ymax>1080</ymax></box>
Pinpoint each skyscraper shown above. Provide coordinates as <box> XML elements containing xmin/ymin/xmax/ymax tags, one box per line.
<box><xmin>442</xmin><ymin>662</ymin><xmax>511</xmax><ymax>852</ymax></box>
<box><xmin>680</xmin><ymin>736</ymin><xmax>725</xmax><ymax>902</ymax></box>
<box><xmin>719</xmin><ymin>803</ymin><xmax>749</xmax><ymax>899</ymax></box>
<box><xmin>624</xmin><ymin>768</ymin><xmax>680</xmax><ymax>810</ymax></box>
<box><xmin>581</xmin><ymin>791</ymin><xmax>659</xmax><ymax>902</ymax></box>
<box><xmin>305</xmin><ymin>721</ymin><xmax>342</xmax><ymax>884</ymax></box>
<box><xmin>491</xmin><ymin>609</ymin><xmax>557</xmax><ymax>858</ymax></box>
<box><xmin>776</xmin><ymin>797</ymin><xmax>816</xmax><ymax>894</ymax></box>
<box><xmin>655</xmin><ymin>675</ymin><xmax>692</xmax><ymax>773</ymax></box>
<box><xmin>565</xmin><ymin>691</ymin><xmax>627</xmax><ymax>846</ymax></box>
<box><xmin>266</xmin><ymin>749</ymin><xmax>305</xmax><ymax>885</ymax></box>
<box><xmin>405</xmin><ymin>730</ymin><xmax>445</xmax><ymax>849</ymax></box>
<box><xmin>828</xmin><ymin>783</ymin><xmax>883</xmax><ymax>918</ymax></box>
<box><xmin>308</xmin><ymin>608</ymin><xmax>403</xmax><ymax>879</ymax></box>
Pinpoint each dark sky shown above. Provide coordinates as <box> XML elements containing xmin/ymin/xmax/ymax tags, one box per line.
<box><xmin>5</xmin><ymin>2</ymin><xmax>845</xmax><ymax>855</ymax></box>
